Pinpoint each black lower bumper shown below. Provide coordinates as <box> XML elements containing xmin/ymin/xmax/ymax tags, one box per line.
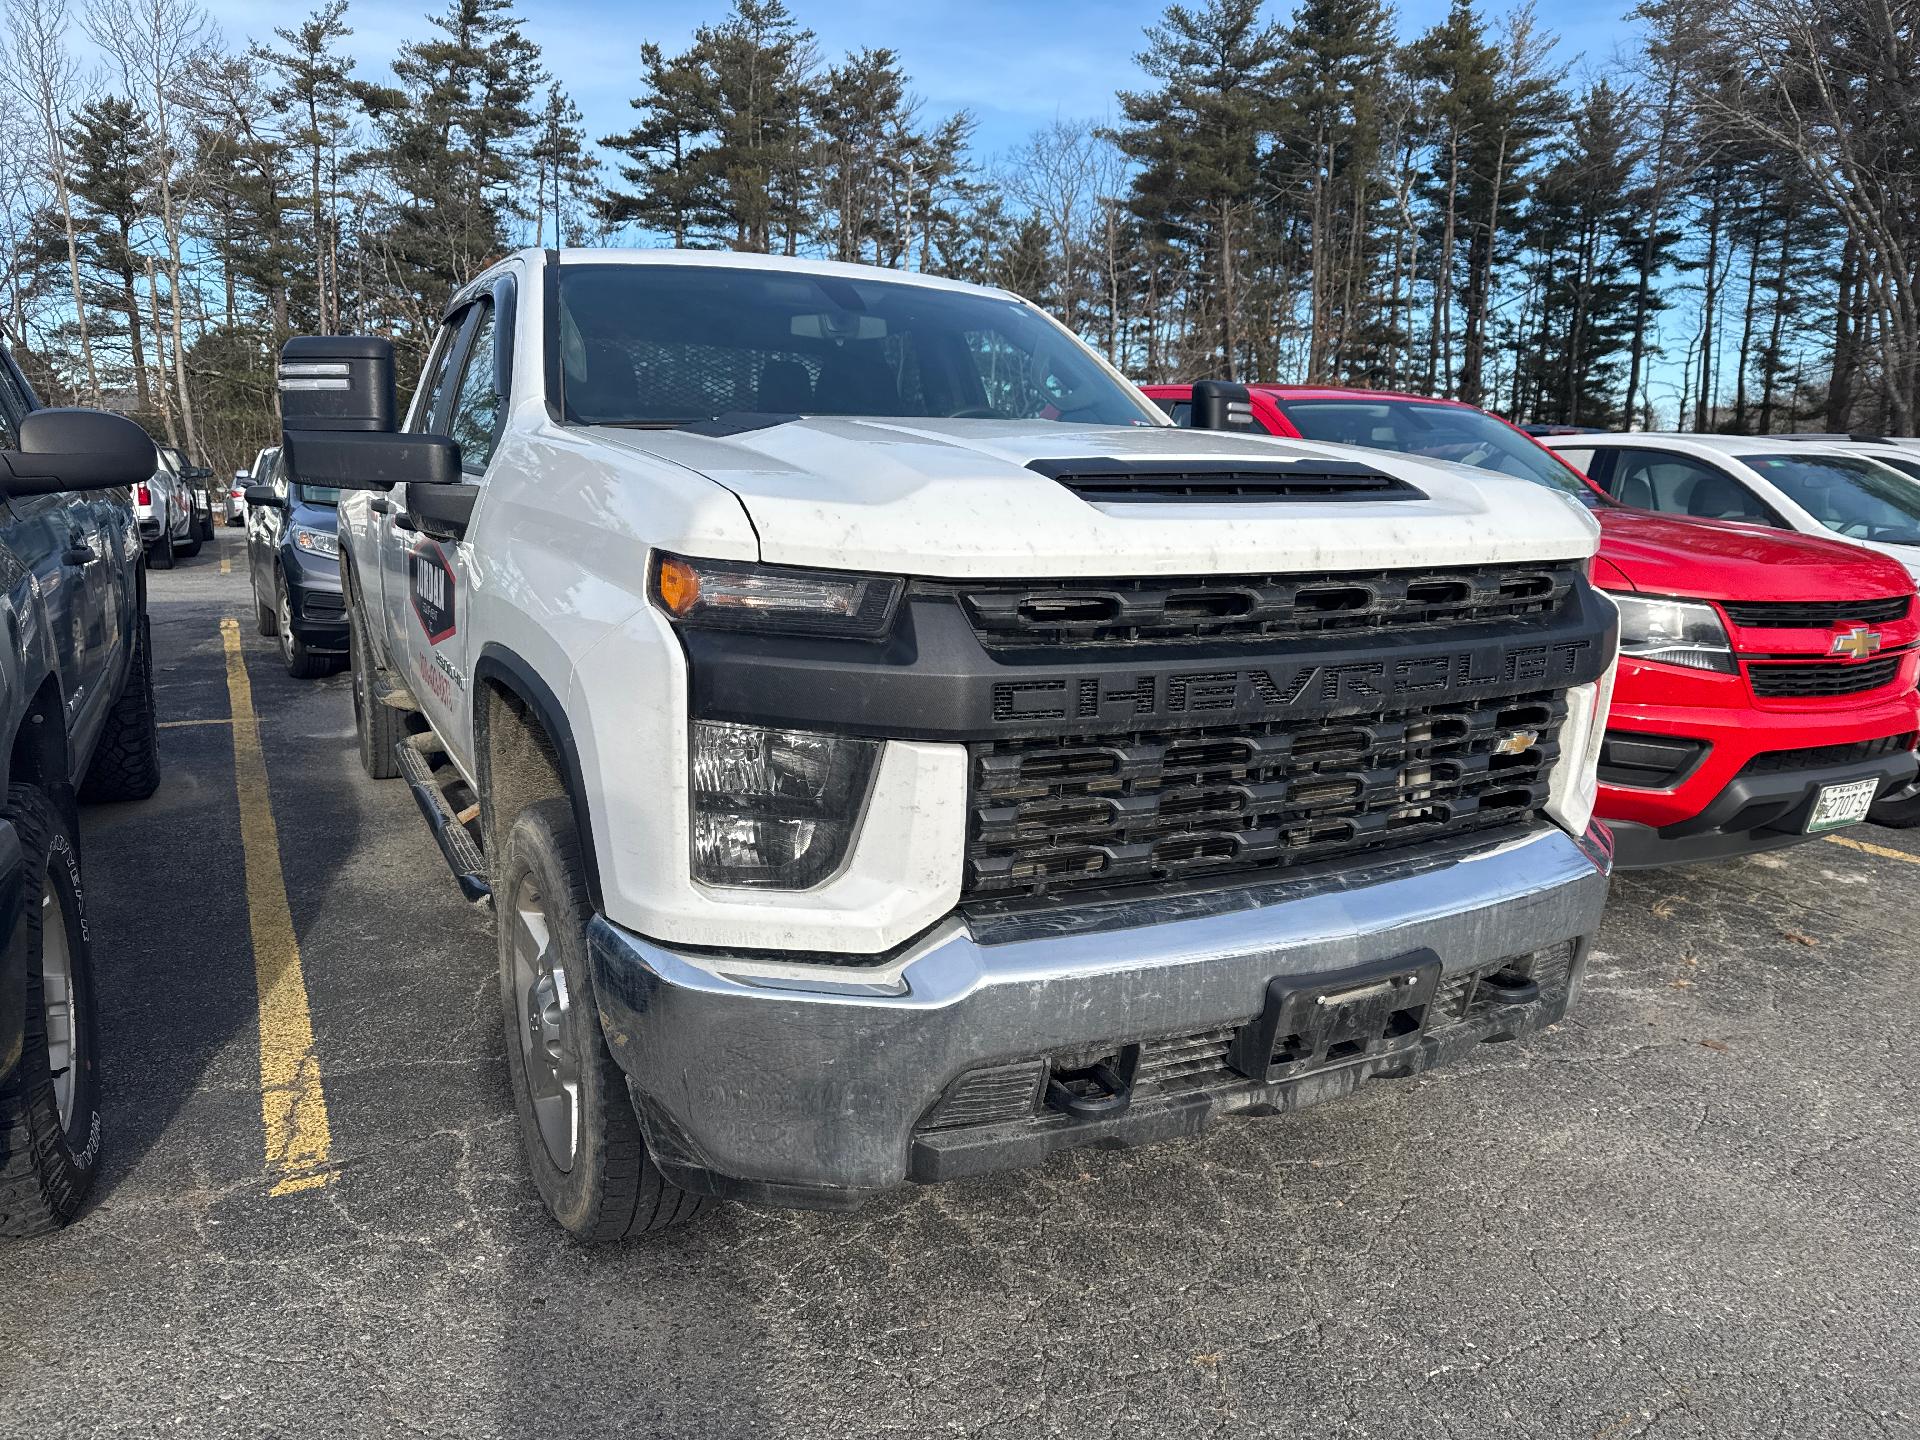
<box><xmin>283</xmin><ymin>553</ymin><xmax>347</xmax><ymax>652</ymax></box>
<box><xmin>1611</xmin><ymin>750</ymin><xmax>1918</xmax><ymax>868</ymax></box>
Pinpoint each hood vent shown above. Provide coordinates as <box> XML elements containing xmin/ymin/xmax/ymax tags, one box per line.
<box><xmin>1029</xmin><ymin>457</ymin><xmax>1422</xmax><ymax>503</ymax></box>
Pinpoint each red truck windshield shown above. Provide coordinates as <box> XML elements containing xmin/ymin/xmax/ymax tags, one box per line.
<box><xmin>1274</xmin><ymin>397</ymin><xmax>1597</xmax><ymax>503</ymax></box>
<box><xmin>554</xmin><ymin>264</ymin><xmax>1162</xmax><ymax>429</ymax></box>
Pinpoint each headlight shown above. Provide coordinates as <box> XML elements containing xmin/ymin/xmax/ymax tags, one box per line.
<box><xmin>652</xmin><ymin>554</ymin><xmax>902</xmax><ymax>638</ymax></box>
<box><xmin>1609</xmin><ymin>593</ymin><xmax>1733</xmax><ymax>673</ymax></box>
<box><xmin>292</xmin><ymin>525</ymin><xmax>338</xmax><ymax>558</ymax></box>
<box><xmin>689</xmin><ymin>721</ymin><xmax>880</xmax><ymax>888</ymax></box>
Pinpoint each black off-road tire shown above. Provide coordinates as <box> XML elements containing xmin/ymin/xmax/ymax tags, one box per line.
<box><xmin>350</xmin><ymin>597</ymin><xmax>403</xmax><ymax>779</ymax></box>
<box><xmin>198</xmin><ymin>513</ymin><xmax>214</xmax><ymax>542</ymax></box>
<box><xmin>178</xmin><ymin>528</ymin><xmax>201</xmax><ymax>559</ymax></box>
<box><xmin>0</xmin><ymin>785</ymin><xmax>103</xmax><ymax>1237</ymax></box>
<box><xmin>498</xmin><ymin>799</ymin><xmax>703</xmax><ymax>1241</ymax></box>
<box><xmin>78</xmin><ymin>613</ymin><xmax>161</xmax><ymax>804</ymax></box>
<box><xmin>149</xmin><ymin>526</ymin><xmax>174</xmax><ymax>571</ymax></box>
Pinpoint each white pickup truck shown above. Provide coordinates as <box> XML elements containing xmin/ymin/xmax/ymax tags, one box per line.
<box><xmin>279</xmin><ymin>249</ymin><xmax>1618</xmax><ymax>1240</ymax></box>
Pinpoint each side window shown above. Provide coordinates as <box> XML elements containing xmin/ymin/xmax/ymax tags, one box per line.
<box><xmin>1607</xmin><ymin>448</ymin><xmax>1781</xmax><ymax>524</ymax></box>
<box><xmin>1167</xmin><ymin>402</ymin><xmax>1193</xmax><ymax>427</ymax></box>
<box><xmin>446</xmin><ymin>304</ymin><xmax>501</xmax><ymax>475</ymax></box>
<box><xmin>410</xmin><ymin>317</ymin><xmax>466</xmax><ymax>434</ymax></box>
<box><xmin>1554</xmin><ymin>447</ymin><xmax>1596</xmax><ymax>476</ymax></box>
<box><xmin>0</xmin><ymin>356</ymin><xmax>31</xmax><ymax>448</ymax></box>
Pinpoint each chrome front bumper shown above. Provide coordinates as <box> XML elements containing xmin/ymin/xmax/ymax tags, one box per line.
<box><xmin>589</xmin><ymin>823</ymin><xmax>1612</xmax><ymax>1208</ymax></box>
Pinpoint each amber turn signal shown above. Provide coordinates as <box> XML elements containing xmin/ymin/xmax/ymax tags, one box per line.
<box><xmin>654</xmin><ymin>556</ymin><xmax>702</xmax><ymax>616</ymax></box>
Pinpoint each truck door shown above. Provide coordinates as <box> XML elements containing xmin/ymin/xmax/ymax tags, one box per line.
<box><xmin>376</xmin><ymin>313</ymin><xmax>468</xmax><ymax>683</ymax></box>
<box><xmin>0</xmin><ymin>360</ymin><xmax>103</xmax><ymax>746</ymax></box>
<box><xmin>391</xmin><ymin>295</ymin><xmax>502</xmax><ymax>772</ymax></box>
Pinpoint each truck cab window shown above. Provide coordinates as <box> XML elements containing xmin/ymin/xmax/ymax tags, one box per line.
<box><xmin>447</xmin><ymin>306</ymin><xmax>500</xmax><ymax>474</ymax></box>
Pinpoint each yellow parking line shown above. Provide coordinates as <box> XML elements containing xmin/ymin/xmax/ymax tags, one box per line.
<box><xmin>221</xmin><ymin>617</ymin><xmax>334</xmax><ymax>1195</ymax></box>
<box><xmin>1826</xmin><ymin>833</ymin><xmax>1920</xmax><ymax>866</ymax></box>
<box><xmin>220</xmin><ymin>551</ymin><xmax>231</xmax><ymax>575</ymax></box>
<box><xmin>158</xmin><ymin>717</ymin><xmax>233</xmax><ymax>728</ymax></box>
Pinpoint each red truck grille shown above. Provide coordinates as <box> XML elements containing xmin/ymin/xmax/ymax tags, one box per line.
<box><xmin>963</xmin><ymin>690</ymin><xmax>1565</xmax><ymax>901</ymax></box>
<box><xmin>1723</xmin><ymin>595</ymin><xmax>1910</xmax><ymax>627</ymax></box>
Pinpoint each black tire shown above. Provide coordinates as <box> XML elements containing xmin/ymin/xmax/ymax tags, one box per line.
<box><xmin>1870</xmin><ymin>787</ymin><xmax>1920</xmax><ymax>829</ymax></box>
<box><xmin>254</xmin><ymin>570</ymin><xmax>277</xmax><ymax>636</ymax></box>
<box><xmin>149</xmin><ymin>526</ymin><xmax>174</xmax><ymax>571</ymax></box>
<box><xmin>78</xmin><ymin>613</ymin><xmax>161</xmax><ymax>803</ymax></box>
<box><xmin>0</xmin><ymin>784</ymin><xmax>103</xmax><ymax>1237</ymax></box>
<box><xmin>498</xmin><ymin>798</ymin><xmax>702</xmax><ymax>1241</ymax></box>
<box><xmin>276</xmin><ymin>572</ymin><xmax>331</xmax><ymax>679</ymax></box>
<box><xmin>177</xmin><ymin>528</ymin><xmax>202</xmax><ymax>559</ymax></box>
<box><xmin>198</xmin><ymin>514</ymin><xmax>214</xmax><ymax>542</ymax></box>
<box><xmin>350</xmin><ymin>594</ymin><xmax>403</xmax><ymax>779</ymax></box>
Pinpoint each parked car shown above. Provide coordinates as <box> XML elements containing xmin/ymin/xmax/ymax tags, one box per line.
<box><xmin>244</xmin><ymin>446</ymin><xmax>345</xmax><ymax>678</ymax></box>
<box><xmin>0</xmin><ymin>340</ymin><xmax>165</xmax><ymax>1238</ymax></box>
<box><xmin>158</xmin><ymin>444</ymin><xmax>215</xmax><ymax>543</ymax></box>
<box><xmin>1144</xmin><ymin>384</ymin><xmax>1920</xmax><ymax>857</ymax></box>
<box><xmin>134</xmin><ymin>446</ymin><xmax>198</xmax><ymax>568</ymax></box>
<box><xmin>1537</xmin><ymin>432</ymin><xmax>1920</xmax><ymax>583</ymax></box>
<box><xmin>1776</xmin><ymin>436</ymin><xmax>1920</xmax><ymax>486</ymax></box>
<box><xmin>236</xmin><ymin>445</ymin><xmax>276</xmax><ymax>527</ymax></box>
<box><xmin>277</xmin><ymin>250</ymin><xmax>1620</xmax><ymax>1239</ymax></box>
<box><xmin>224</xmin><ymin>470</ymin><xmax>249</xmax><ymax>524</ymax></box>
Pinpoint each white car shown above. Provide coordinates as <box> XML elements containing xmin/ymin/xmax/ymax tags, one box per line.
<box><xmin>225</xmin><ymin>468</ymin><xmax>251</xmax><ymax>524</ymax></box>
<box><xmin>133</xmin><ymin>446</ymin><xmax>199</xmax><ymax>569</ymax></box>
<box><xmin>276</xmin><ymin>248</ymin><xmax>1617</xmax><ymax>1238</ymax></box>
<box><xmin>1540</xmin><ymin>431</ymin><xmax>1920</xmax><ymax>583</ymax></box>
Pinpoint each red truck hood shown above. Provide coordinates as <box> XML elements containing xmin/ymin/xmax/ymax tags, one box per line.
<box><xmin>1594</xmin><ymin>508</ymin><xmax>1913</xmax><ymax>604</ymax></box>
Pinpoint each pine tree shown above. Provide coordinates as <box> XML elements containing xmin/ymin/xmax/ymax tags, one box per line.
<box><xmin>600</xmin><ymin>42</ymin><xmax>723</xmax><ymax>247</ymax></box>
<box><xmin>529</xmin><ymin>83</ymin><xmax>597</xmax><ymax>247</ymax></box>
<box><xmin>65</xmin><ymin>95</ymin><xmax>153</xmax><ymax>409</ymax></box>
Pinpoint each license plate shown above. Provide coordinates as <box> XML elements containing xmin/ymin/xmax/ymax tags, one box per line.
<box><xmin>1807</xmin><ymin>778</ymin><xmax>1878</xmax><ymax>833</ymax></box>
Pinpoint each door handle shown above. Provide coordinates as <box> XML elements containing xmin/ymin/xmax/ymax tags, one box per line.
<box><xmin>63</xmin><ymin>531</ymin><xmax>92</xmax><ymax>567</ymax></box>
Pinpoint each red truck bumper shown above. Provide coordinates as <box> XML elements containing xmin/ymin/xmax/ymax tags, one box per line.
<box><xmin>1597</xmin><ymin>659</ymin><xmax>1920</xmax><ymax>868</ymax></box>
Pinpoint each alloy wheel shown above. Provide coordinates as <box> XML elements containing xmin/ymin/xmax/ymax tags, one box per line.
<box><xmin>510</xmin><ymin>875</ymin><xmax>578</xmax><ymax>1171</ymax></box>
<box><xmin>40</xmin><ymin>885</ymin><xmax>77</xmax><ymax>1129</ymax></box>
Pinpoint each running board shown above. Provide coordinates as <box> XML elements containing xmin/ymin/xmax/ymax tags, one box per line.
<box><xmin>395</xmin><ymin>742</ymin><xmax>490</xmax><ymax>901</ymax></box>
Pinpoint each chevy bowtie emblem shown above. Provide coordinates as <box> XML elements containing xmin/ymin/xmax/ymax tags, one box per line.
<box><xmin>1831</xmin><ymin>626</ymin><xmax>1884</xmax><ymax>660</ymax></box>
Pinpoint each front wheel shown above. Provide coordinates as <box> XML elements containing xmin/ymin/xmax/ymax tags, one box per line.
<box><xmin>1870</xmin><ymin>782</ymin><xmax>1920</xmax><ymax>829</ymax></box>
<box><xmin>497</xmin><ymin>799</ymin><xmax>703</xmax><ymax>1241</ymax></box>
<box><xmin>0</xmin><ymin>784</ymin><xmax>103</xmax><ymax>1237</ymax></box>
<box><xmin>277</xmin><ymin>572</ymin><xmax>332</xmax><ymax>679</ymax></box>
<box><xmin>349</xmin><ymin>595</ymin><xmax>403</xmax><ymax>778</ymax></box>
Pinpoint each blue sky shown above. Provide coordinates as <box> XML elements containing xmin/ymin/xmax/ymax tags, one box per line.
<box><xmin>204</xmin><ymin>0</ymin><xmax>1648</xmax><ymax>168</ymax></box>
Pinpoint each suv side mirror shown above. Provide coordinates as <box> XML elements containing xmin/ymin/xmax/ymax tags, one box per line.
<box><xmin>183</xmin><ymin>464</ymin><xmax>212</xmax><ymax>481</ymax></box>
<box><xmin>279</xmin><ymin>334</ymin><xmax>459</xmax><ymax>490</ymax></box>
<box><xmin>0</xmin><ymin>408</ymin><xmax>157</xmax><ymax>496</ymax></box>
<box><xmin>1189</xmin><ymin>380</ymin><xmax>1256</xmax><ymax>432</ymax></box>
<box><xmin>244</xmin><ymin>485</ymin><xmax>285</xmax><ymax>508</ymax></box>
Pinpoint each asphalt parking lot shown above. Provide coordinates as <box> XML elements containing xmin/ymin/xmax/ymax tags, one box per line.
<box><xmin>2</xmin><ymin>525</ymin><xmax>1917</xmax><ymax>1439</ymax></box>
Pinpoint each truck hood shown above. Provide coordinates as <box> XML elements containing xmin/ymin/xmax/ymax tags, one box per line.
<box><xmin>1594</xmin><ymin>507</ymin><xmax>1916</xmax><ymax>603</ymax></box>
<box><xmin>588</xmin><ymin>418</ymin><xmax>1600</xmax><ymax>578</ymax></box>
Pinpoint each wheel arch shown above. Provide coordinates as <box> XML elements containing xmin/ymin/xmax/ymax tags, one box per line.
<box><xmin>472</xmin><ymin>643</ymin><xmax>603</xmax><ymax>910</ymax></box>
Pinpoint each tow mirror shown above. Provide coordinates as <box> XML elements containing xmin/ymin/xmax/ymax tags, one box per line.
<box><xmin>182</xmin><ymin>464</ymin><xmax>212</xmax><ymax>481</ymax></box>
<box><xmin>279</xmin><ymin>335</ymin><xmax>460</xmax><ymax>490</ymax></box>
<box><xmin>1189</xmin><ymin>380</ymin><xmax>1256</xmax><ymax>432</ymax></box>
<box><xmin>0</xmin><ymin>408</ymin><xmax>157</xmax><ymax>496</ymax></box>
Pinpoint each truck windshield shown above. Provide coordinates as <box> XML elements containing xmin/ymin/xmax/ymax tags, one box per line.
<box><xmin>1274</xmin><ymin>397</ymin><xmax>1599</xmax><ymax>503</ymax></box>
<box><xmin>554</xmin><ymin>264</ymin><xmax>1163</xmax><ymax>428</ymax></box>
<box><xmin>1743</xmin><ymin>453</ymin><xmax>1920</xmax><ymax>546</ymax></box>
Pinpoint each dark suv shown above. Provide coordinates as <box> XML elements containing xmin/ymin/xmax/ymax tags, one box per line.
<box><xmin>0</xmin><ymin>342</ymin><xmax>165</xmax><ymax>1237</ymax></box>
<box><xmin>244</xmin><ymin>446</ymin><xmax>346</xmax><ymax>677</ymax></box>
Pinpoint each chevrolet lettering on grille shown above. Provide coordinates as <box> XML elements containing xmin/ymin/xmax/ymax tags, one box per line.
<box><xmin>991</xmin><ymin>639</ymin><xmax>1595</xmax><ymax>727</ymax></box>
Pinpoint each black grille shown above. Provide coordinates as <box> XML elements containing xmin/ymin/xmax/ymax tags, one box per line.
<box><xmin>1429</xmin><ymin>942</ymin><xmax>1578</xmax><ymax>1030</ymax></box>
<box><xmin>934</xmin><ymin>563</ymin><xmax>1580</xmax><ymax>650</ymax></box>
<box><xmin>1748</xmin><ymin>657</ymin><xmax>1902</xmax><ymax>697</ymax></box>
<box><xmin>964</xmin><ymin>692</ymin><xmax>1565</xmax><ymax>900</ymax></box>
<box><xmin>1029</xmin><ymin>457</ymin><xmax>1420</xmax><ymax>504</ymax></box>
<box><xmin>1739</xmin><ymin>733</ymin><xmax>1915</xmax><ymax>775</ymax></box>
<box><xmin>1723</xmin><ymin>595</ymin><xmax>1910</xmax><ymax>628</ymax></box>
<box><xmin>1597</xmin><ymin>732</ymin><xmax>1709</xmax><ymax>789</ymax></box>
<box><xmin>302</xmin><ymin>591</ymin><xmax>346</xmax><ymax>619</ymax></box>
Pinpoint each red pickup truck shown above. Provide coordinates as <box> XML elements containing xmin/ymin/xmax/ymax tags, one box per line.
<box><xmin>1144</xmin><ymin>383</ymin><xmax>1920</xmax><ymax>866</ymax></box>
